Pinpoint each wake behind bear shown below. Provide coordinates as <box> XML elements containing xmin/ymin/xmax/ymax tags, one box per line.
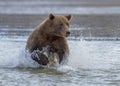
<box><xmin>26</xmin><ymin>14</ymin><xmax>72</xmax><ymax>67</ymax></box>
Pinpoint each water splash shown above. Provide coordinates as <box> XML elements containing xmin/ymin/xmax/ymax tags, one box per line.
<box><xmin>18</xmin><ymin>49</ymin><xmax>40</xmax><ymax>68</ymax></box>
<box><xmin>0</xmin><ymin>39</ymin><xmax>120</xmax><ymax>71</ymax></box>
<box><xmin>0</xmin><ymin>39</ymin><xmax>79</xmax><ymax>72</ymax></box>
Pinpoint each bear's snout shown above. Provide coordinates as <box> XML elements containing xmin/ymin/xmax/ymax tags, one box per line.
<box><xmin>66</xmin><ymin>31</ymin><xmax>70</xmax><ymax>37</ymax></box>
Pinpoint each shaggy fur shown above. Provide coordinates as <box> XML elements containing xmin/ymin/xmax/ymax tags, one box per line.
<box><xmin>26</xmin><ymin>14</ymin><xmax>72</xmax><ymax>64</ymax></box>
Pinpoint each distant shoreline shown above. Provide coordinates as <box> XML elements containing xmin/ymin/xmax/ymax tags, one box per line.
<box><xmin>0</xmin><ymin>7</ymin><xmax>120</xmax><ymax>15</ymax></box>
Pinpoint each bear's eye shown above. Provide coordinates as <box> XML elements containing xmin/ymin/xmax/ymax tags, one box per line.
<box><xmin>57</xmin><ymin>23</ymin><xmax>63</xmax><ymax>29</ymax></box>
<box><xmin>59</xmin><ymin>23</ymin><xmax>63</xmax><ymax>26</ymax></box>
<box><xmin>66</xmin><ymin>23</ymin><xmax>69</xmax><ymax>27</ymax></box>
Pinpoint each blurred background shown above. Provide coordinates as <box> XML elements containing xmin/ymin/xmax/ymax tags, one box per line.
<box><xmin>0</xmin><ymin>0</ymin><xmax>120</xmax><ymax>40</ymax></box>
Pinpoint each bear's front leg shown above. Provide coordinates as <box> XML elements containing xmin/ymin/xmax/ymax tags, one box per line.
<box><xmin>31</xmin><ymin>50</ymin><xmax>49</xmax><ymax>65</ymax></box>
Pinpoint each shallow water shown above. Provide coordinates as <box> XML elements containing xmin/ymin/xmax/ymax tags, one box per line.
<box><xmin>0</xmin><ymin>36</ymin><xmax>120</xmax><ymax>86</ymax></box>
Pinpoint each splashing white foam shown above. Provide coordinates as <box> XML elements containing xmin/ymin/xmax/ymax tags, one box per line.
<box><xmin>0</xmin><ymin>40</ymin><xmax>37</xmax><ymax>68</ymax></box>
<box><xmin>0</xmin><ymin>40</ymin><xmax>81</xmax><ymax>70</ymax></box>
<box><xmin>0</xmin><ymin>40</ymin><xmax>92</xmax><ymax>69</ymax></box>
<box><xmin>0</xmin><ymin>39</ymin><xmax>117</xmax><ymax>70</ymax></box>
<box><xmin>18</xmin><ymin>49</ymin><xmax>40</xmax><ymax>68</ymax></box>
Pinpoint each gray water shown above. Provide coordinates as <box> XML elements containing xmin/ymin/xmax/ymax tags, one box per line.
<box><xmin>0</xmin><ymin>36</ymin><xmax>120</xmax><ymax>86</ymax></box>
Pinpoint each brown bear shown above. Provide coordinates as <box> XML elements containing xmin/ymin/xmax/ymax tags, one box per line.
<box><xmin>26</xmin><ymin>14</ymin><xmax>72</xmax><ymax>65</ymax></box>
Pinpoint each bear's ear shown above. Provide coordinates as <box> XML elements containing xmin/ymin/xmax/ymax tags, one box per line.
<box><xmin>65</xmin><ymin>14</ymin><xmax>72</xmax><ymax>21</ymax></box>
<box><xmin>49</xmin><ymin>13</ymin><xmax>55</xmax><ymax>20</ymax></box>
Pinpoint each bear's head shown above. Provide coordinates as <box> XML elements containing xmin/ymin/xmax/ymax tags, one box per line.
<box><xmin>41</xmin><ymin>14</ymin><xmax>72</xmax><ymax>39</ymax></box>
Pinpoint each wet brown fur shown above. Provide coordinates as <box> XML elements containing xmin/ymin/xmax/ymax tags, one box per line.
<box><xmin>26</xmin><ymin>14</ymin><xmax>72</xmax><ymax>63</ymax></box>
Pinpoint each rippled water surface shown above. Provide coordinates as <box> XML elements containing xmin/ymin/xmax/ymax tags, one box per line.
<box><xmin>0</xmin><ymin>36</ymin><xmax>120</xmax><ymax>86</ymax></box>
